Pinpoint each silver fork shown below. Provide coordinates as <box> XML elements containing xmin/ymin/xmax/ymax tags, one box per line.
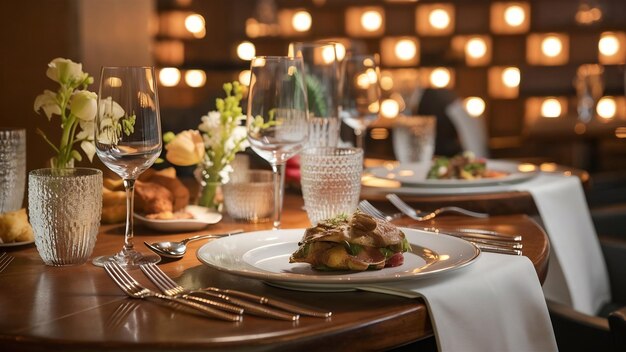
<box><xmin>141</xmin><ymin>262</ymin><xmax>331</xmax><ymax>319</ymax></box>
<box><xmin>104</xmin><ymin>261</ymin><xmax>241</xmax><ymax>322</ymax></box>
<box><xmin>386</xmin><ymin>193</ymin><xmax>488</xmax><ymax>221</ymax></box>
<box><xmin>0</xmin><ymin>252</ymin><xmax>14</xmax><ymax>273</ymax></box>
<box><xmin>358</xmin><ymin>200</ymin><xmax>521</xmax><ymax>255</ymax></box>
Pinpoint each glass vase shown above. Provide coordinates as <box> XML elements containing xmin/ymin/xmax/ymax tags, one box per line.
<box><xmin>196</xmin><ymin>167</ymin><xmax>223</xmax><ymax>211</ymax></box>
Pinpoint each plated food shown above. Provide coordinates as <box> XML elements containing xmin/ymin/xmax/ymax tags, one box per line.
<box><xmin>427</xmin><ymin>152</ymin><xmax>508</xmax><ymax>180</ymax></box>
<box><xmin>289</xmin><ymin>211</ymin><xmax>411</xmax><ymax>271</ymax></box>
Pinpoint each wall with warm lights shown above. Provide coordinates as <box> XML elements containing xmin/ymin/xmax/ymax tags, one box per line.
<box><xmin>153</xmin><ymin>0</ymin><xmax>626</xmax><ymax>169</ymax></box>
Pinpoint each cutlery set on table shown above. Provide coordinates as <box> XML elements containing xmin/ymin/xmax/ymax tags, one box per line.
<box><xmin>104</xmin><ymin>260</ymin><xmax>332</xmax><ymax>321</ymax></box>
<box><xmin>358</xmin><ymin>194</ymin><xmax>523</xmax><ymax>256</ymax></box>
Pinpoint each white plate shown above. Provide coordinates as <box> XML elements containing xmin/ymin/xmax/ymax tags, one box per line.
<box><xmin>196</xmin><ymin>228</ymin><xmax>480</xmax><ymax>291</ymax></box>
<box><xmin>0</xmin><ymin>240</ymin><xmax>34</xmax><ymax>247</ymax></box>
<box><xmin>134</xmin><ymin>205</ymin><xmax>222</xmax><ymax>233</ymax></box>
<box><xmin>367</xmin><ymin>160</ymin><xmax>537</xmax><ymax>188</ymax></box>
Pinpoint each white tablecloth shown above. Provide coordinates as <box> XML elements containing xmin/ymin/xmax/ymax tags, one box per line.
<box><xmin>359</xmin><ymin>253</ymin><xmax>558</xmax><ymax>352</ymax></box>
<box><xmin>511</xmin><ymin>173</ymin><xmax>611</xmax><ymax>314</ymax></box>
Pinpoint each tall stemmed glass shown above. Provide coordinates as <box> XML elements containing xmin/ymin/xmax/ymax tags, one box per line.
<box><xmin>92</xmin><ymin>66</ymin><xmax>162</xmax><ymax>268</ymax></box>
<box><xmin>288</xmin><ymin>42</ymin><xmax>340</xmax><ymax>147</ymax></box>
<box><xmin>339</xmin><ymin>54</ymin><xmax>381</xmax><ymax>149</ymax></box>
<box><xmin>247</xmin><ymin>56</ymin><xmax>309</xmax><ymax>229</ymax></box>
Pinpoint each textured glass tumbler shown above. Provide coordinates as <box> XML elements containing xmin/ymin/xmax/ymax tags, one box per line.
<box><xmin>0</xmin><ymin>128</ymin><xmax>26</xmax><ymax>213</ymax></box>
<box><xmin>223</xmin><ymin>170</ymin><xmax>274</xmax><ymax>223</ymax></box>
<box><xmin>29</xmin><ymin>168</ymin><xmax>103</xmax><ymax>266</ymax></box>
<box><xmin>392</xmin><ymin>116</ymin><xmax>436</xmax><ymax>164</ymax></box>
<box><xmin>300</xmin><ymin>147</ymin><xmax>363</xmax><ymax>224</ymax></box>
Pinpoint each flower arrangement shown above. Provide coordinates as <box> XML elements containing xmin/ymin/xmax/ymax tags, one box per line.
<box><xmin>164</xmin><ymin>81</ymin><xmax>249</xmax><ymax>208</ymax></box>
<box><xmin>33</xmin><ymin>58</ymin><xmax>97</xmax><ymax>169</ymax></box>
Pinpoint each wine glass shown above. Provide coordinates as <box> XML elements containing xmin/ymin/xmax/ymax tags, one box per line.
<box><xmin>92</xmin><ymin>66</ymin><xmax>162</xmax><ymax>268</ymax></box>
<box><xmin>247</xmin><ymin>56</ymin><xmax>309</xmax><ymax>229</ymax></box>
<box><xmin>339</xmin><ymin>53</ymin><xmax>381</xmax><ymax>149</ymax></box>
<box><xmin>288</xmin><ymin>42</ymin><xmax>340</xmax><ymax>147</ymax></box>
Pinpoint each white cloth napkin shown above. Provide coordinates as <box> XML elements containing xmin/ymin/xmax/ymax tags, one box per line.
<box><xmin>511</xmin><ymin>173</ymin><xmax>611</xmax><ymax>315</ymax></box>
<box><xmin>359</xmin><ymin>253</ymin><xmax>557</xmax><ymax>352</ymax></box>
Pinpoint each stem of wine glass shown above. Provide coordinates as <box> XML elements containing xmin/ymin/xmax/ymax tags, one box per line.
<box><xmin>122</xmin><ymin>179</ymin><xmax>135</xmax><ymax>251</ymax></box>
<box><xmin>354</xmin><ymin>128</ymin><xmax>364</xmax><ymax>149</ymax></box>
<box><xmin>271</xmin><ymin>163</ymin><xmax>286</xmax><ymax>230</ymax></box>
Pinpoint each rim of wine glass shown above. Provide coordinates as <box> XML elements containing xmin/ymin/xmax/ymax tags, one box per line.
<box><xmin>251</xmin><ymin>56</ymin><xmax>304</xmax><ymax>61</ymax></box>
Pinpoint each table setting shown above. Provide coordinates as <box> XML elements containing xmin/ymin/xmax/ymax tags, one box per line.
<box><xmin>0</xmin><ymin>55</ymin><xmax>565</xmax><ymax>351</ymax></box>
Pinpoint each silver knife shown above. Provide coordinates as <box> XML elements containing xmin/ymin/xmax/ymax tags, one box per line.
<box><xmin>418</xmin><ymin>227</ymin><xmax>522</xmax><ymax>242</ymax></box>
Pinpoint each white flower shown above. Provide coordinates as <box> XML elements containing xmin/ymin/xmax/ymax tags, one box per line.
<box><xmin>80</xmin><ymin>141</ymin><xmax>96</xmax><ymax>162</ymax></box>
<box><xmin>76</xmin><ymin>120</ymin><xmax>94</xmax><ymax>141</ymax></box>
<box><xmin>202</xmin><ymin>132</ymin><xmax>221</xmax><ymax>150</ymax></box>
<box><xmin>165</xmin><ymin>130</ymin><xmax>206</xmax><ymax>166</ymax></box>
<box><xmin>70</xmin><ymin>90</ymin><xmax>97</xmax><ymax>121</ymax></box>
<box><xmin>99</xmin><ymin>96</ymin><xmax>125</xmax><ymax>120</ymax></box>
<box><xmin>46</xmin><ymin>58</ymin><xmax>85</xmax><ymax>85</ymax></box>
<box><xmin>199</xmin><ymin>111</ymin><xmax>221</xmax><ymax>132</ymax></box>
<box><xmin>33</xmin><ymin>90</ymin><xmax>61</xmax><ymax>120</ymax></box>
<box><xmin>219</xmin><ymin>164</ymin><xmax>234</xmax><ymax>184</ymax></box>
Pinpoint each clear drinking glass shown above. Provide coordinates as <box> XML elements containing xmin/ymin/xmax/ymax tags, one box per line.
<box><xmin>288</xmin><ymin>42</ymin><xmax>341</xmax><ymax>147</ymax></box>
<box><xmin>29</xmin><ymin>168</ymin><xmax>102</xmax><ymax>266</ymax></box>
<box><xmin>300</xmin><ymin>147</ymin><xmax>363</xmax><ymax>225</ymax></box>
<box><xmin>247</xmin><ymin>56</ymin><xmax>309</xmax><ymax>229</ymax></box>
<box><xmin>223</xmin><ymin>170</ymin><xmax>274</xmax><ymax>223</ymax></box>
<box><xmin>339</xmin><ymin>54</ymin><xmax>382</xmax><ymax>149</ymax></box>
<box><xmin>0</xmin><ymin>128</ymin><xmax>26</xmax><ymax>213</ymax></box>
<box><xmin>93</xmin><ymin>66</ymin><xmax>162</xmax><ymax>268</ymax></box>
<box><xmin>392</xmin><ymin>116</ymin><xmax>436</xmax><ymax>164</ymax></box>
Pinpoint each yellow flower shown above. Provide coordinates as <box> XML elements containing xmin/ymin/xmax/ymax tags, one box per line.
<box><xmin>165</xmin><ymin>130</ymin><xmax>205</xmax><ymax>166</ymax></box>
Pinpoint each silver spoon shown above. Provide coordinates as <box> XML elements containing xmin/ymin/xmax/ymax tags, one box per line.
<box><xmin>144</xmin><ymin>229</ymin><xmax>244</xmax><ymax>259</ymax></box>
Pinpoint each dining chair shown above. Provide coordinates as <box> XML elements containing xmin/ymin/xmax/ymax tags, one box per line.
<box><xmin>547</xmin><ymin>236</ymin><xmax>626</xmax><ymax>352</ymax></box>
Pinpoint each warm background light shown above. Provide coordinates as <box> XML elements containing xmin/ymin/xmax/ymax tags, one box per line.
<box><xmin>430</xmin><ymin>67</ymin><xmax>451</xmax><ymax>88</ymax></box>
<box><xmin>465</xmin><ymin>37</ymin><xmax>487</xmax><ymax>58</ymax></box>
<box><xmin>429</xmin><ymin>9</ymin><xmax>451</xmax><ymax>30</ymax></box>
<box><xmin>361</xmin><ymin>10</ymin><xmax>383</xmax><ymax>32</ymax></box>
<box><xmin>599</xmin><ymin>33</ymin><xmax>620</xmax><ymax>56</ymax></box>
<box><xmin>541</xmin><ymin>98</ymin><xmax>562</xmax><ymax>118</ymax></box>
<box><xmin>380</xmin><ymin>99</ymin><xmax>400</xmax><ymax>118</ymax></box>
<box><xmin>292</xmin><ymin>10</ymin><xmax>312</xmax><ymax>32</ymax></box>
<box><xmin>541</xmin><ymin>36</ymin><xmax>563</xmax><ymax>57</ymax></box>
<box><xmin>184</xmin><ymin>14</ymin><xmax>205</xmax><ymax>37</ymax></box>
<box><xmin>464</xmin><ymin>97</ymin><xmax>486</xmax><ymax>117</ymax></box>
<box><xmin>527</xmin><ymin>33</ymin><xmax>569</xmax><ymax>65</ymax></box>
<box><xmin>416</xmin><ymin>4</ymin><xmax>455</xmax><ymax>36</ymax></box>
<box><xmin>596</xmin><ymin>96</ymin><xmax>617</xmax><ymax>119</ymax></box>
<box><xmin>159</xmin><ymin>67</ymin><xmax>181</xmax><ymax>87</ymax></box>
<box><xmin>502</xmin><ymin>67</ymin><xmax>521</xmax><ymax>88</ymax></box>
<box><xmin>395</xmin><ymin>39</ymin><xmax>417</xmax><ymax>61</ymax></box>
<box><xmin>238</xmin><ymin>70</ymin><xmax>252</xmax><ymax>86</ymax></box>
<box><xmin>380</xmin><ymin>74</ymin><xmax>394</xmax><ymax>91</ymax></box>
<box><xmin>236</xmin><ymin>41</ymin><xmax>256</xmax><ymax>61</ymax></box>
<box><xmin>504</xmin><ymin>5</ymin><xmax>525</xmax><ymax>27</ymax></box>
<box><xmin>184</xmin><ymin>70</ymin><xmax>206</xmax><ymax>87</ymax></box>
<box><xmin>334</xmin><ymin>43</ymin><xmax>347</xmax><ymax>60</ymax></box>
<box><xmin>381</xmin><ymin>37</ymin><xmax>419</xmax><ymax>66</ymax></box>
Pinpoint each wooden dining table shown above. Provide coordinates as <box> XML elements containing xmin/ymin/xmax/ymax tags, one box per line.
<box><xmin>0</xmin><ymin>192</ymin><xmax>550</xmax><ymax>351</ymax></box>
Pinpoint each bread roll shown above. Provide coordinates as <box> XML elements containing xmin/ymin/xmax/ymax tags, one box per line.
<box><xmin>0</xmin><ymin>208</ymin><xmax>34</xmax><ymax>243</ymax></box>
<box><xmin>134</xmin><ymin>181</ymin><xmax>174</xmax><ymax>214</ymax></box>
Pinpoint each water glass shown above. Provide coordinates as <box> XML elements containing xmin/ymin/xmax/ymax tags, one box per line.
<box><xmin>28</xmin><ymin>168</ymin><xmax>102</xmax><ymax>266</ymax></box>
<box><xmin>392</xmin><ymin>116</ymin><xmax>436</xmax><ymax>165</ymax></box>
<box><xmin>223</xmin><ymin>170</ymin><xmax>274</xmax><ymax>223</ymax></box>
<box><xmin>0</xmin><ymin>128</ymin><xmax>26</xmax><ymax>213</ymax></box>
<box><xmin>300</xmin><ymin>147</ymin><xmax>363</xmax><ymax>224</ymax></box>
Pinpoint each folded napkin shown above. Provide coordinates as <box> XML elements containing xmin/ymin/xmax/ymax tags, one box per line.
<box><xmin>511</xmin><ymin>173</ymin><xmax>611</xmax><ymax>315</ymax></box>
<box><xmin>359</xmin><ymin>253</ymin><xmax>557</xmax><ymax>352</ymax></box>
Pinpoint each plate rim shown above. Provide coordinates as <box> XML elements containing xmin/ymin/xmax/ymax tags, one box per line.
<box><xmin>196</xmin><ymin>228</ymin><xmax>480</xmax><ymax>287</ymax></box>
<box><xmin>0</xmin><ymin>239</ymin><xmax>35</xmax><ymax>247</ymax></box>
<box><xmin>366</xmin><ymin>159</ymin><xmax>538</xmax><ymax>188</ymax></box>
